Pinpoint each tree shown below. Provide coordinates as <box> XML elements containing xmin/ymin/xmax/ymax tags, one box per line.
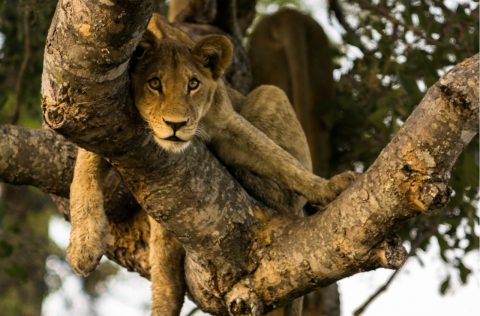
<box><xmin>0</xmin><ymin>0</ymin><xmax>478</xmax><ymax>315</ymax></box>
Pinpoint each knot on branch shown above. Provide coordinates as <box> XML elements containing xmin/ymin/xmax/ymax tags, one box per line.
<box><xmin>400</xmin><ymin>165</ymin><xmax>451</xmax><ymax>213</ymax></box>
<box><xmin>375</xmin><ymin>234</ymin><xmax>407</xmax><ymax>269</ymax></box>
<box><xmin>437</xmin><ymin>83</ymin><xmax>477</xmax><ymax>118</ymax></box>
<box><xmin>42</xmin><ymin>82</ymin><xmax>72</xmax><ymax>129</ymax></box>
<box><xmin>406</xmin><ymin>180</ymin><xmax>451</xmax><ymax>213</ymax></box>
<box><xmin>226</xmin><ymin>283</ymin><xmax>263</xmax><ymax>316</ymax></box>
<box><xmin>437</xmin><ymin>54</ymin><xmax>479</xmax><ymax>122</ymax></box>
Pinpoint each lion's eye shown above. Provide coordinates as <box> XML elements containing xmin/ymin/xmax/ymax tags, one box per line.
<box><xmin>148</xmin><ymin>78</ymin><xmax>162</xmax><ymax>91</ymax></box>
<box><xmin>188</xmin><ymin>78</ymin><xmax>200</xmax><ymax>91</ymax></box>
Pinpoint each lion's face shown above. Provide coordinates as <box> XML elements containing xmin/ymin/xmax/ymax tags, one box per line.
<box><xmin>131</xmin><ymin>43</ymin><xmax>216</xmax><ymax>152</ymax></box>
<box><xmin>130</xmin><ymin>21</ymin><xmax>232</xmax><ymax>152</ymax></box>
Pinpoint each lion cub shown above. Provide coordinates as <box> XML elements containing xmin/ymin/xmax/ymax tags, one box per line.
<box><xmin>67</xmin><ymin>15</ymin><xmax>355</xmax><ymax>315</ymax></box>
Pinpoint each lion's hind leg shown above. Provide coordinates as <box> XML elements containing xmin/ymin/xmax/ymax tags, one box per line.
<box><xmin>149</xmin><ymin>217</ymin><xmax>186</xmax><ymax>316</ymax></box>
<box><xmin>67</xmin><ymin>148</ymin><xmax>109</xmax><ymax>276</ymax></box>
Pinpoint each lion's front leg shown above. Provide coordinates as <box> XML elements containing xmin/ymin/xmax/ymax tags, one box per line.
<box><xmin>149</xmin><ymin>217</ymin><xmax>186</xmax><ymax>316</ymax></box>
<box><xmin>67</xmin><ymin>148</ymin><xmax>108</xmax><ymax>276</ymax></box>
<box><xmin>210</xmin><ymin>85</ymin><xmax>357</xmax><ymax>207</ymax></box>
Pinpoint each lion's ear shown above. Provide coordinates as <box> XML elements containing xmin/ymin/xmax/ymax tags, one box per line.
<box><xmin>133</xmin><ymin>13</ymin><xmax>165</xmax><ymax>60</ymax></box>
<box><xmin>193</xmin><ymin>35</ymin><xmax>233</xmax><ymax>79</ymax></box>
<box><xmin>133</xmin><ymin>31</ymin><xmax>156</xmax><ymax>60</ymax></box>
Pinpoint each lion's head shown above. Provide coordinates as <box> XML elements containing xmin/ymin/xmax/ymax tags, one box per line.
<box><xmin>130</xmin><ymin>15</ymin><xmax>233</xmax><ymax>152</ymax></box>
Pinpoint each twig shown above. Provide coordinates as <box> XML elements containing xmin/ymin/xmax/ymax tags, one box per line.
<box><xmin>329</xmin><ymin>0</ymin><xmax>353</xmax><ymax>33</ymax></box>
<box><xmin>186</xmin><ymin>306</ymin><xmax>200</xmax><ymax>316</ymax></box>
<box><xmin>10</xmin><ymin>4</ymin><xmax>31</xmax><ymax>124</ymax></box>
<box><xmin>353</xmin><ymin>267</ymin><xmax>401</xmax><ymax>316</ymax></box>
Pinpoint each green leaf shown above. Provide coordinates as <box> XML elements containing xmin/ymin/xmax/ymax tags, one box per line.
<box><xmin>458</xmin><ymin>262</ymin><xmax>472</xmax><ymax>284</ymax></box>
<box><xmin>435</xmin><ymin>233</ymin><xmax>449</xmax><ymax>262</ymax></box>
<box><xmin>439</xmin><ymin>276</ymin><xmax>451</xmax><ymax>295</ymax></box>
<box><xmin>464</xmin><ymin>234</ymin><xmax>479</xmax><ymax>252</ymax></box>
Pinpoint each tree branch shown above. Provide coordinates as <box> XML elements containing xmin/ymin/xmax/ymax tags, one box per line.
<box><xmin>0</xmin><ymin>125</ymin><xmax>75</xmax><ymax>196</ymax></box>
<box><xmin>0</xmin><ymin>124</ymin><xmax>151</xmax><ymax>276</ymax></box>
<box><xmin>224</xmin><ymin>54</ymin><xmax>478</xmax><ymax>313</ymax></box>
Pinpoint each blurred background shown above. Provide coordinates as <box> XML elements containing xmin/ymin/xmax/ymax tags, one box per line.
<box><xmin>0</xmin><ymin>0</ymin><xmax>478</xmax><ymax>315</ymax></box>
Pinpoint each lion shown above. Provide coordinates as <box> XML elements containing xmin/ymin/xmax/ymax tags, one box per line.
<box><xmin>67</xmin><ymin>14</ymin><xmax>355</xmax><ymax>316</ymax></box>
<box><xmin>249</xmin><ymin>8</ymin><xmax>335</xmax><ymax>177</ymax></box>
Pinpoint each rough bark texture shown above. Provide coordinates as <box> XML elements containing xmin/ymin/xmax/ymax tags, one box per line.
<box><xmin>0</xmin><ymin>126</ymin><xmax>75</xmax><ymax>197</ymax></box>
<box><xmin>0</xmin><ymin>0</ymin><xmax>477</xmax><ymax>314</ymax></box>
<box><xmin>0</xmin><ymin>125</ymin><xmax>151</xmax><ymax>277</ymax></box>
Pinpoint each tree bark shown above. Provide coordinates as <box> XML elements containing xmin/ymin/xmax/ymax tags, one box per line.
<box><xmin>0</xmin><ymin>0</ymin><xmax>476</xmax><ymax>314</ymax></box>
<box><xmin>0</xmin><ymin>125</ymin><xmax>151</xmax><ymax>277</ymax></box>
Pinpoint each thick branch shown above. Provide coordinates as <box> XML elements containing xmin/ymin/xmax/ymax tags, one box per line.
<box><xmin>226</xmin><ymin>54</ymin><xmax>479</xmax><ymax>312</ymax></box>
<box><xmin>0</xmin><ymin>125</ymin><xmax>149</xmax><ymax>276</ymax></box>
<box><xmin>0</xmin><ymin>125</ymin><xmax>75</xmax><ymax>197</ymax></box>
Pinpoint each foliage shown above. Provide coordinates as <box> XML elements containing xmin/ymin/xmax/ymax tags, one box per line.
<box><xmin>0</xmin><ymin>0</ymin><xmax>56</xmax><ymax>127</ymax></box>
<box><xmin>329</xmin><ymin>0</ymin><xmax>479</xmax><ymax>293</ymax></box>
<box><xmin>0</xmin><ymin>185</ymin><xmax>53</xmax><ymax>316</ymax></box>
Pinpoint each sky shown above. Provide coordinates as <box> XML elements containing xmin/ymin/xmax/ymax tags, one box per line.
<box><xmin>41</xmin><ymin>0</ymin><xmax>479</xmax><ymax>315</ymax></box>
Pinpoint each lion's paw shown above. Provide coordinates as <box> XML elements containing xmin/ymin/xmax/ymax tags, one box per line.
<box><xmin>310</xmin><ymin>171</ymin><xmax>358</xmax><ymax>206</ymax></box>
<box><xmin>327</xmin><ymin>171</ymin><xmax>358</xmax><ymax>194</ymax></box>
<box><xmin>67</xmin><ymin>229</ymin><xmax>105</xmax><ymax>277</ymax></box>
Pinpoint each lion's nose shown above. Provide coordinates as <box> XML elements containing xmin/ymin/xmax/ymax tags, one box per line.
<box><xmin>163</xmin><ymin>118</ymin><xmax>188</xmax><ymax>132</ymax></box>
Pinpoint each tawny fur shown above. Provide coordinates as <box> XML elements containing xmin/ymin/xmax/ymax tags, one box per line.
<box><xmin>149</xmin><ymin>217</ymin><xmax>185</xmax><ymax>316</ymax></box>
<box><xmin>67</xmin><ymin>148</ymin><xmax>109</xmax><ymax>276</ymax></box>
<box><xmin>168</xmin><ymin>0</ymin><xmax>217</xmax><ymax>24</ymax></box>
<box><xmin>67</xmin><ymin>14</ymin><xmax>355</xmax><ymax>315</ymax></box>
<box><xmin>249</xmin><ymin>8</ymin><xmax>335</xmax><ymax>176</ymax></box>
